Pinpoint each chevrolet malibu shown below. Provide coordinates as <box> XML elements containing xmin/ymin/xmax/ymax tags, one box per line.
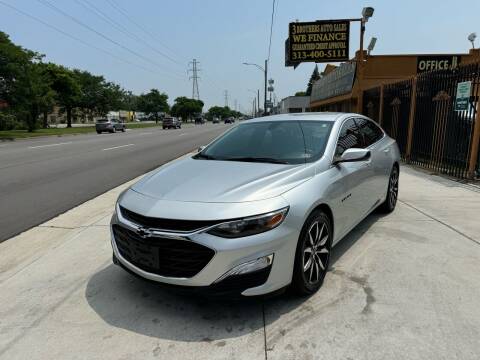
<box><xmin>110</xmin><ymin>113</ymin><xmax>400</xmax><ymax>297</ymax></box>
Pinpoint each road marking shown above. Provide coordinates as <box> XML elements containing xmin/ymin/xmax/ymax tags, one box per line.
<box><xmin>102</xmin><ymin>144</ymin><xmax>134</xmax><ymax>151</ymax></box>
<box><xmin>28</xmin><ymin>142</ymin><xmax>72</xmax><ymax>149</ymax></box>
<box><xmin>179</xmin><ymin>133</ymin><xmax>187</xmax><ymax>136</ymax></box>
<box><xmin>137</xmin><ymin>132</ymin><xmax>153</xmax><ymax>135</ymax></box>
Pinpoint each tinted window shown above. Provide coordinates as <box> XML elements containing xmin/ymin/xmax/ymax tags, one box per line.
<box><xmin>198</xmin><ymin>120</ymin><xmax>333</xmax><ymax>164</ymax></box>
<box><xmin>355</xmin><ymin>118</ymin><xmax>384</xmax><ymax>147</ymax></box>
<box><xmin>335</xmin><ymin>119</ymin><xmax>362</xmax><ymax>156</ymax></box>
<box><xmin>300</xmin><ymin>121</ymin><xmax>333</xmax><ymax>161</ymax></box>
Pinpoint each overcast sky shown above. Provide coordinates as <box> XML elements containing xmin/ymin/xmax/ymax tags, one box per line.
<box><xmin>1</xmin><ymin>0</ymin><xmax>479</xmax><ymax>112</ymax></box>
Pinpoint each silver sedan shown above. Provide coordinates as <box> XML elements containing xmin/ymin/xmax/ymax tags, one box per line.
<box><xmin>110</xmin><ymin>113</ymin><xmax>400</xmax><ymax>297</ymax></box>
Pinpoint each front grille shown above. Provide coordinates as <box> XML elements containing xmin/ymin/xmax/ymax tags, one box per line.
<box><xmin>112</xmin><ymin>225</ymin><xmax>215</xmax><ymax>278</ymax></box>
<box><xmin>120</xmin><ymin>206</ymin><xmax>221</xmax><ymax>232</ymax></box>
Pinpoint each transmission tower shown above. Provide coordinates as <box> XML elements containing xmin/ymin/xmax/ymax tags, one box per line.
<box><xmin>188</xmin><ymin>59</ymin><xmax>200</xmax><ymax>100</ymax></box>
<box><xmin>224</xmin><ymin>90</ymin><xmax>229</xmax><ymax>107</ymax></box>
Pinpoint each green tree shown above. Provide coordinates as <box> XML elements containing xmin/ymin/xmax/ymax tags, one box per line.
<box><xmin>48</xmin><ymin>65</ymin><xmax>81</xmax><ymax>128</ymax></box>
<box><xmin>0</xmin><ymin>31</ymin><xmax>51</xmax><ymax>131</ymax></box>
<box><xmin>137</xmin><ymin>89</ymin><xmax>169</xmax><ymax>123</ymax></box>
<box><xmin>206</xmin><ymin>105</ymin><xmax>240</xmax><ymax>120</ymax></box>
<box><xmin>170</xmin><ymin>97</ymin><xmax>204</xmax><ymax>121</ymax></box>
<box><xmin>306</xmin><ymin>64</ymin><xmax>320</xmax><ymax>96</ymax></box>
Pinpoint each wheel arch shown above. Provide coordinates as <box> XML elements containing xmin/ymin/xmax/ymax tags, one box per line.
<box><xmin>308</xmin><ymin>203</ymin><xmax>334</xmax><ymax>241</ymax></box>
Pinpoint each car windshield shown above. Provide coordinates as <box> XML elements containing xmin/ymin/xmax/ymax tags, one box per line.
<box><xmin>195</xmin><ymin>120</ymin><xmax>333</xmax><ymax>164</ymax></box>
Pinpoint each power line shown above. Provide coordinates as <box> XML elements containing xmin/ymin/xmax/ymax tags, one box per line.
<box><xmin>105</xmin><ymin>0</ymin><xmax>184</xmax><ymax>65</ymax></box>
<box><xmin>188</xmin><ymin>59</ymin><xmax>201</xmax><ymax>100</ymax></box>
<box><xmin>74</xmin><ymin>0</ymin><xmax>184</xmax><ymax>72</ymax></box>
<box><xmin>267</xmin><ymin>0</ymin><xmax>278</xmax><ymax>62</ymax></box>
<box><xmin>0</xmin><ymin>0</ymin><xmax>156</xmax><ymax>74</ymax></box>
<box><xmin>36</xmin><ymin>0</ymin><xmax>185</xmax><ymax>80</ymax></box>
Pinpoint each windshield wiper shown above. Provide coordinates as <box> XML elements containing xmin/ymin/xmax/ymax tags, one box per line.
<box><xmin>221</xmin><ymin>157</ymin><xmax>289</xmax><ymax>164</ymax></box>
<box><xmin>193</xmin><ymin>153</ymin><xmax>218</xmax><ymax>160</ymax></box>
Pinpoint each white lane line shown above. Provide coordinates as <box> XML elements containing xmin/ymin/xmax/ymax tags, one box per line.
<box><xmin>178</xmin><ymin>133</ymin><xmax>187</xmax><ymax>136</ymax></box>
<box><xmin>137</xmin><ymin>132</ymin><xmax>153</xmax><ymax>135</ymax></box>
<box><xmin>28</xmin><ymin>141</ymin><xmax>72</xmax><ymax>149</ymax></box>
<box><xmin>102</xmin><ymin>144</ymin><xmax>134</xmax><ymax>151</ymax></box>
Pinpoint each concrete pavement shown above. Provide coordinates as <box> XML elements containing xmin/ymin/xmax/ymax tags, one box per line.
<box><xmin>1</xmin><ymin>166</ymin><xmax>480</xmax><ymax>359</ymax></box>
<box><xmin>0</xmin><ymin>124</ymin><xmax>228</xmax><ymax>241</ymax></box>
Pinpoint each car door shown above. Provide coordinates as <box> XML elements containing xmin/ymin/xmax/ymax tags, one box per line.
<box><xmin>355</xmin><ymin>117</ymin><xmax>390</xmax><ymax>206</ymax></box>
<box><xmin>331</xmin><ymin>118</ymin><xmax>372</xmax><ymax>238</ymax></box>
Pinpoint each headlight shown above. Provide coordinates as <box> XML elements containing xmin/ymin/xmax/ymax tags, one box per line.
<box><xmin>207</xmin><ymin>207</ymin><xmax>289</xmax><ymax>238</ymax></box>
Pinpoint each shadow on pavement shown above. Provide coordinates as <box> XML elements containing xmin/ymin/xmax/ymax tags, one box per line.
<box><xmin>85</xmin><ymin>211</ymin><xmax>385</xmax><ymax>342</ymax></box>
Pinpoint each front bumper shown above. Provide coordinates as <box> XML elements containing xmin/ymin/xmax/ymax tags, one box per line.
<box><xmin>110</xmin><ymin>201</ymin><xmax>299</xmax><ymax>296</ymax></box>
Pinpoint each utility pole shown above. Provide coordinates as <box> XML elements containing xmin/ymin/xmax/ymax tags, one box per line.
<box><xmin>224</xmin><ymin>90</ymin><xmax>229</xmax><ymax>107</ymax></box>
<box><xmin>188</xmin><ymin>59</ymin><xmax>201</xmax><ymax>100</ymax></box>
<box><xmin>234</xmin><ymin>99</ymin><xmax>238</xmax><ymax>111</ymax></box>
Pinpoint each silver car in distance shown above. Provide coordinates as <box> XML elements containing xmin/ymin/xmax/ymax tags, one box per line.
<box><xmin>110</xmin><ymin>113</ymin><xmax>400</xmax><ymax>297</ymax></box>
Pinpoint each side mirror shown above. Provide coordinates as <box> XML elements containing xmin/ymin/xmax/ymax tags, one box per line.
<box><xmin>197</xmin><ymin>145</ymin><xmax>206</xmax><ymax>152</ymax></box>
<box><xmin>333</xmin><ymin>148</ymin><xmax>371</xmax><ymax>165</ymax></box>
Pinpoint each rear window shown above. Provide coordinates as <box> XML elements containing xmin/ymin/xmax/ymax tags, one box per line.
<box><xmin>96</xmin><ymin>119</ymin><xmax>108</xmax><ymax>123</ymax></box>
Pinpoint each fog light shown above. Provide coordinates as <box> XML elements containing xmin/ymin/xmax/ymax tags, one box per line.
<box><xmin>214</xmin><ymin>254</ymin><xmax>273</xmax><ymax>283</ymax></box>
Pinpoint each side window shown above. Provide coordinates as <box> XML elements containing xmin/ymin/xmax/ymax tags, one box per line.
<box><xmin>355</xmin><ymin>118</ymin><xmax>384</xmax><ymax>147</ymax></box>
<box><xmin>335</xmin><ymin>119</ymin><xmax>362</xmax><ymax>157</ymax></box>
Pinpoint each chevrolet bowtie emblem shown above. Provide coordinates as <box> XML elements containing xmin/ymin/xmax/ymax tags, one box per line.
<box><xmin>136</xmin><ymin>227</ymin><xmax>153</xmax><ymax>238</ymax></box>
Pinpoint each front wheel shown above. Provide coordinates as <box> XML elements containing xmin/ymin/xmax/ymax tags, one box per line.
<box><xmin>291</xmin><ymin>210</ymin><xmax>332</xmax><ymax>295</ymax></box>
<box><xmin>379</xmin><ymin>166</ymin><xmax>399</xmax><ymax>213</ymax></box>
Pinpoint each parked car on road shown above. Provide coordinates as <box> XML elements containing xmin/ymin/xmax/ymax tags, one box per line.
<box><xmin>212</xmin><ymin>117</ymin><xmax>220</xmax><ymax>124</ymax></box>
<box><xmin>162</xmin><ymin>117</ymin><xmax>181</xmax><ymax>129</ymax></box>
<box><xmin>224</xmin><ymin>117</ymin><xmax>234</xmax><ymax>124</ymax></box>
<box><xmin>95</xmin><ymin>119</ymin><xmax>125</xmax><ymax>134</ymax></box>
<box><xmin>111</xmin><ymin>113</ymin><xmax>400</xmax><ymax>297</ymax></box>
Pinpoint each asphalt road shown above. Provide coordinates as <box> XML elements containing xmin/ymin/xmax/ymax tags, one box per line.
<box><xmin>0</xmin><ymin>124</ymin><xmax>229</xmax><ymax>242</ymax></box>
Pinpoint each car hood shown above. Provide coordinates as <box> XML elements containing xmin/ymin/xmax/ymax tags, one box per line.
<box><xmin>131</xmin><ymin>156</ymin><xmax>314</xmax><ymax>203</ymax></box>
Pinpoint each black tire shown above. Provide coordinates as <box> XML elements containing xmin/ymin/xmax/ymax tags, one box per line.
<box><xmin>379</xmin><ymin>165</ymin><xmax>399</xmax><ymax>213</ymax></box>
<box><xmin>121</xmin><ymin>127</ymin><xmax>126</xmax><ymax>132</ymax></box>
<box><xmin>96</xmin><ymin>131</ymin><xmax>101</xmax><ymax>134</ymax></box>
<box><xmin>163</xmin><ymin>126</ymin><xmax>167</xmax><ymax>130</ymax></box>
<box><xmin>291</xmin><ymin>210</ymin><xmax>332</xmax><ymax>295</ymax></box>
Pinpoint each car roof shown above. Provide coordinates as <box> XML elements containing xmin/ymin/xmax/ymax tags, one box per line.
<box><xmin>245</xmin><ymin>112</ymin><xmax>362</xmax><ymax>123</ymax></box>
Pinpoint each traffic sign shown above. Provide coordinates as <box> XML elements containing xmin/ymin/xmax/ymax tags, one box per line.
<box><xmin>455</xmin><ymin>81</ymin><xmax>471</xmax><ymax>111</ymax></box>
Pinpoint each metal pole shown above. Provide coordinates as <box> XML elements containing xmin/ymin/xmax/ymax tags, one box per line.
<box><xmin>356</xmin><ymin>19</ymin><xmax>366</xmax><ymax>113</ymax></box>
<box><xmin>257</xmin><ymin>89</ymin><xmax>260</xmax><ymax>115</ymax></box>
<box><xmin>264</xmin><ymin>59</ymin><xmax>268</xmax><ymax>115</ymax></box>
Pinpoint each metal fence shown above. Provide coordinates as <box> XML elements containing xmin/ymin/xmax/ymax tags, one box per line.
<box><xmin>382</xmin><ymin>79</ymin><xmax>413</xmax><ymax>160</ymax></box>
<box><xmin>364</xmin><ymin>61</ymin><xmax>480</xmax><ymax>179</ymax></box>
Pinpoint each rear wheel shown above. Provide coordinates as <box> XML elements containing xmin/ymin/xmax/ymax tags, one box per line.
<box><xmin>292</xmin><ymin>210</ymin><xmax>332</xmax><ymax>295</ymax></box>
<box><xmin>379</xmin><ymin>166</ymin><xmax>399</xmax><ymax>213</ymax></box>
<box><xmin>96</xmin><ymin>131</ymin><xmax>101</xmax><ymax>134</ymax></box>
<box><xmin>121</xmin><ymin>127</ymin><xmax>126</xmax><ymax>132</ymax></box>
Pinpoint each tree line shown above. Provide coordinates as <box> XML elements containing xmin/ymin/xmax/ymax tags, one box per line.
<box><xmin>0</xmin><ymin>31</ymin><xmax>241</xmax><ymax>132</ymax></box>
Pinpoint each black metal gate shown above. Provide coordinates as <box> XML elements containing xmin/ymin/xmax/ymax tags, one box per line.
<box><xmin>410</xmin><ymin>62</ymin><xmax>480</xmax><ymax>178</ymax></box>
<box><xmin>381</xmin><ymin>79</ymin><xmax>413</xmax><ymax>159</ymax></box>
<box><xmin>362</xmin><ymin>87</ymin><xmax>380</xmax><ymax>123</ymax></box>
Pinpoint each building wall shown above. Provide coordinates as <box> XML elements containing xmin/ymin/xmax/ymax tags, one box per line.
<box><xmin>278</xmin><ymin>96</ymin><xmax>310</xmax><ymax>113</ymax></box>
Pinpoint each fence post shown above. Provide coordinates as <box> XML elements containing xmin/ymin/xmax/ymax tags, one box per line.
<box><xmin>405</xmin><ymin>77</ymin><xmax>418</xmax><ymax>162</ymax></box>
<box><xmin>378</xmin><ymin>84</ymin><xmax>384</xmax><ymax>126</ymax></box>
<box><xmin>467</xmin><ymin>103</ymin><xmax>480</xmax><ymax>179</ymax></box>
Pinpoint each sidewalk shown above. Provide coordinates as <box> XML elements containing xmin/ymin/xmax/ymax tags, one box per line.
<box><xmin>1</xmin><ymin>166</ymin><xmax>479</xmax><ymax>360</ymax></box>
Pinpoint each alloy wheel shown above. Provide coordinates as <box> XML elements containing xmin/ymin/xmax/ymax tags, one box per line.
<box><xmin>303</xmin><ymin>220</ymin><xmax>330</xmax><ymax>285</ymax></box>
<box><xmin>388</xmin><ymin>168</ymin><xmax>399</xmax><ymax>208</ymax></box>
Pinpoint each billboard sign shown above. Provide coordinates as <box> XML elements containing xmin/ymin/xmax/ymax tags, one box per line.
<box><xmin>288</xmin><ymin>20</ymin><xmax>350</xmax><ymax>64</ymax></box>
<box><xmin>310</xmin><ymin>62</ymin><xmax>356</xmax><ymax>102</ymax></box>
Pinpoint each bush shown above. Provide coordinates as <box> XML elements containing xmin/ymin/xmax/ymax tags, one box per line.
<box><xmin>0</xmin><ymin>113</ymin><xmax>20</xmax><ymax>131</ymax></box>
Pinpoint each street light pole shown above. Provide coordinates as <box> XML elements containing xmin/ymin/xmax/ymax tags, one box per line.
<box><xmin>243</xmin><ymin>61</ymin><xmax>268</xmax><ymax>116</ymax></box>
<box><xmin>264</xmin><ymin>59</ymin><xmax>268</xmax><ymax>115</ymax></box>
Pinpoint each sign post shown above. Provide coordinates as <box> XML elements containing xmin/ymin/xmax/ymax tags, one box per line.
<box><xmin>455</xmin><ymin>81</ymin><xmax>472</xmax><ymax>111</ymax></box>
